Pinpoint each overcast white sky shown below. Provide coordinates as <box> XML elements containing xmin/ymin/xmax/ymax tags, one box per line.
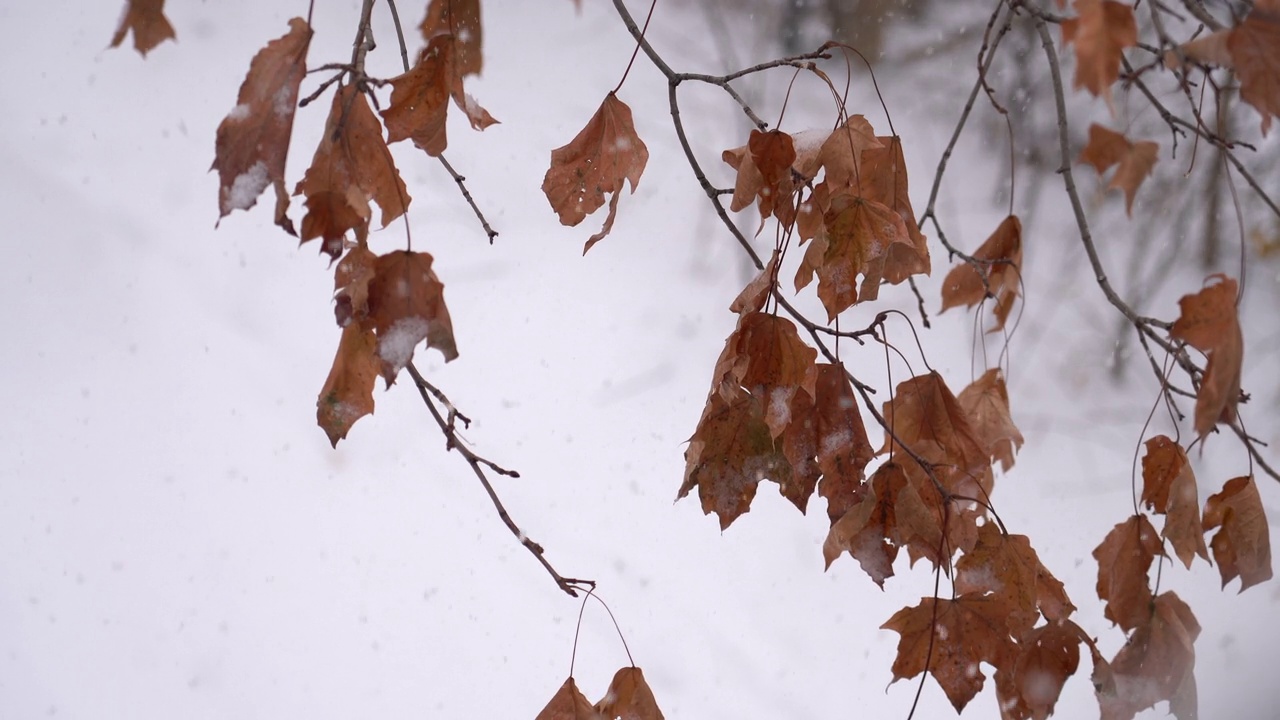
<box><xmin>1</xmin><ymin>1</ymin><xmax>1278</xmax><ymax>719</ymax></box>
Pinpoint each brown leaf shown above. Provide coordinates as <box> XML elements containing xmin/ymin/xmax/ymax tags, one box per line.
<box><xmin>794</xmin><ymin>194</ymin><xmax>912</xmax><ymax>319</ymax></box>
<box><xmin>1079</xmin><ymin>125</ymin><xmax>1158</xmax><ymax>216</ymax></box>
<box><xmin>536</xmin><ymin>677</ymin><xmax>602</xmax><ymax>720</ymax></box>
<box><xmin>295</xmin><ymin>86</ymin><xmax>411</xmax><ymax>259</ymax></box>
<box><xmin>855</xmin><ymin>136</ymin><xmax>931</xmax><ymax>286</ymax></box>
<box><xmin>1060</xmin><ymin>0</ymin><xmax>1138</xmax><ymax>103</ymax></box>
<box><xmin>543</xmin><ymin>93</ymin><xmax>649</xmax><ymax>253</ymax></box>
<box><xmin>729</xmin><ymin>251</ymin><xmax>779</xmax><ymax>316</ymax></box>
<box><xmin>880</xmin><ymin>372</ymin><xmax>990</xmax><ymax>497</ymax></box>
<box><xmin>730</xmin><ymin>313</ymin><xmax>818</xmax><ymax>439</ymax></box>
<box><xmin>882</xmin><ymin>594</ymin><xmax>1018</xmax><ymax>712</ymax></box>
<box><xmin>817</xmin><ymin>116</ymin><xmax>883</xmax><ymax>191</ymax></box>
<box><xmin>940</xmin><ymin>215</ymin><xmax>1023</xmax><ymax>332</ymax></box>
<box><xmin>1164</xmin><ymin>29</ymin><xmax>1232</xmax><ymax>69</ymax></box>
<box><xmin>955</xmin><ymin>524</ymin><xmax>1076</xmax><ymax>636</ymax></box>
<box><xmin>823</xmin><ymin>462</ymin><xmax>906</xmax><ymax>584</ymax></box>
<box><xmin>722</xmin><ymin>127</ymin><xmax>834</xmax><ymax>232</ymax></box>
<box><xmin>1229</xmin><ymin>7</ymin><xmax>1280</xmax><ymax>135</ymax></box>
<box><xmin>1171</xmin><ymin>274</ymin><xmax>1243</xmax><ymax>437</ymax></box>
<box><xmin>1140</xmin><ymin>436</ymin><xmax>1209</xmax><ymax>568</ymax></box>
<box><xmin>212</xmin><ymin>18</ymin><xmax>312</xmax><ymax>234</ymax></box>
<box><xmin>593</xmin><ymin>667</ymin><xmax>664</xmax><ymax>720</ymax></box>
<box><xmin>366</xmin><ymin>250</ymin><xmax>458</xmax><ymax>384</ymax></box>
<box><xmin>813</xmin><ymin>363</ymin><xmax>874</xmax><ymax>523</ymax></box>
<box><xmin>994</xmin><ymin>622</ymin><xmax>1083</xmax><ymax>720</ymax></box>
<box><xmin>109</xmin><ymin>0</ymin><xmax>176</xmax><ymax>57</ymax></box>
<box><xmin>957</xmin><ymin>368</ymin><xmax>1025</xmax><ymax>473</ymax></box>
<box><xmin>1092</xmin><ymin>515</ymin><xmax>1162</xmax><ymax>632</ymax></box>
<box><xmin>316</xmin><ymin>323</ymin><xmax>380</xmax><ymax>447</ymax></box>
<box><xmin>1097</xmin><ymin>592</ymin><xmax>1199</xmax><ymax>720</ymax></box>
<box><xmin>1202</xmin><ymin>475</ymin><xmax>1273</xmax><ymax>591</ymax></box>
<box><xmin>334</xmin><ymin>245</ymin><xmax>378</xmax><ymax>328</ymax></box>
<box><xmin>420</xmin><ymin>0</ymin><xmax>483</xmax><ymax>78</ymax></box>
<box><xmin>679</xmin><ymin>393</ymin><xmax>794</xmax><ymax>530</ymax></box>
<box><xmin>382</xmin><ymin>34</ymin><xmax>497</xmax><ymax>158</ymax></box>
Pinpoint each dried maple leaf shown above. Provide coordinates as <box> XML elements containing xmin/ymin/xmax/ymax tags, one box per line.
<box><xmin>722</xmin><ymin>127</ymin><xmax>831</xmax><ymax>232</ymax></box>
<box><xmin>1092</xmin><ymin>514</ymin><xmax>1162</xmax><ymax>632</ymax></box>
<box><xmin>1164</xmin><ymin>29</ymin><xmax>1232</xmax><ymax>69</ymax></box>
<box><xmin>536</xmin><ymin>677</ymin><xmax>602</xmax><ymax>720</ymax></box>
<box><xmin>1060</xmin><ymin>0</ymin><xmax>1137</xmax><ymax>103</ymax></box>
<box><xmin>1096</xmin><ymin>592</ymin><xmax>1199</xmax><ymax>720</ymax></box>
<box><xmin>1079</xmin><ymin>125</ymin><xmax>1158</xmax><ymax>216</ymax></box>
<box><xmin>883</xmin><ymin>594</ymin><xmax>1018</xmax><ymax>712</ymax></box>
<box><xmin>730</xmin><ymin>312</ymin><xmax>818</xmax><ymax>439</ymax></box>
<box><xmin>940</xmin><ymin>215</ymin><xmax>1023</xmax><ymax>332</ymax></box>
<box><xmin>823</xmin><ymin>462</ymin><xmax>907</xmax><ymax>584</ymax></box>
<box><xmin>854</xmin><ymin>136</ymin><xmax>930</xmax><ymax>286</ymax></box>
<box><xmin>593</xmin><ymin>667</ymin><xmax>664</xmax><ymax>720</ymax></box>
<box><xmin>542</xmin><ymin>93</ymin><xmax>649</xmax><ymax>253</ymax></box>
<box><xmin>316</xmin><ymin>323</ymin><xmax>380</xmax><ymax>447</ymax></box>
<box><xmin>994</xmin><ymin>621</ymin><xmax>1083</xmax><ymax>720</ymax></box>
<box><xmin>1170</xmin><ymin>274</ymin><xmax>1243</xmax><ymax>437</ymax></box>
<box><xmin>794</xmin><ymin>194</ymin><xmax>912</xmax><ymax>319</ymax></box>
<box><xmin>1229</xmin><ymin>6</ymin><xmax>1280</xmax><ymax>135</ymax></box>
<box><xmin>679</xmin><ymin>392</ymin><xmax>796</xmax><ymax>529</ymax></box>
<box><xmin>728</xmin><ymin>250</ymin><xmax>779</xmax><ymax>317</ymax></box>
<box><xmin>296</xmin><ymin>85</ymin><xmax>411</xmax><ymax>259</ymax></box>
<box><xmin>955</xmin><ymin>524</ymin><xmax>1075</xmax><ymax>636</ymax></box>
<box><xmin>880</xmin><ymin>372</ymin><xmax>990</xmax><ymax>497</ymax></box>
<box><xmin>1140</xmin><ymin>436</ymin><xmax>1209</xmax><ymax>569</ymax></box>
<box><xmin>381</xmin><ymin>33</ymin><xmax>497</xmax><ymax>158</ymax></box>
<box><xmin>366</xmin><ymin>250</ymin><xmax>458</xmax><ymax>384</ymax></box>
<box><xmin>109</xmin><ymin>0</ymin><xmax>176</xmax><ymax>57</ymax></box>
<box><xmin>1202</xmin><ymin>475</ymin><xmax>1273</xmax><ymax>591</ymax></box>
<box><xmin>817</xmin><ymin>116</ymin><xmax>882</xmax><ymax>190</ymax></box>
<box><xmin>334</xmin><ymin>245</ymin><xmax>378</xmax><ymax>328</ymax></box>
<box><xmin>957</xmin><ymin>368</ymin><xmax>1024</xmax><ymax>473</ymax></box>
<box><xmin>813</xmin><ymin>363</ymin><xmax>874</xmax><ymax>523</ymax></box>
<box><xmin>420</xmin><ymin>0</ymin><xmax>483</xmax><ymax>78</ymax></box>
<box><xmin>212</xmin><ymin>18</ymin><xmax>312</xmax><ymax>234</ymax></box>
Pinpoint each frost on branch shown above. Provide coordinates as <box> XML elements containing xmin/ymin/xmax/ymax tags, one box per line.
<box><xmin>211</xmin><ymin>17</ymin><xmax>311</xmax><ymax>234</ymax></box>
<box><xmin>295</xmin><ymin>85</ymin><xmax>411</xmax><ymax>259</ymax></box>
<box><xmin>109</xmin><ymin>0</ymin><xmax>175</xmax><ymax>57</ymax></box>
<box><xmin>542</xmin><ymin>93</ymin><xmax>649</xmax><ymax>253</ymax></box>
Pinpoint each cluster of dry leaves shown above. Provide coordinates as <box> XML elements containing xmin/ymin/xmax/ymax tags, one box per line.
<box><xmin>111</xmin><ymin>0</ymin><xmax>1278</xmax><ymax>718</ymax></box>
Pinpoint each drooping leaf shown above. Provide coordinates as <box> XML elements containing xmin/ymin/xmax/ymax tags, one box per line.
<box><xmin>994</xmin><ymin>621</ymin><xmax>1083</xmax><ymax>720</ymax></box>
<box><xmin>1202</xmin><ymin>475</ymin><xmax>1273</xmax><ymax>591</ymax></box>
<box><xmin>730</xmin><ymin>312</ymin><xmax>818</xmax><ymax>439</ymax></box>
<box><xmin>880</xmin><ymin>372</ymin><xmax>990</xmax><ymax>497</ymax></box>
<box><xmin>382</xmin><ymin>33</ymin><xmax>497</xmax><ymax>158</ymax></box>
<box><xmin>536</xmin><ymin>677</ymin><xmax>602</xmax><ymax>720</ymax></box>
<box><xmin>1170</xmin><ymin>274</ymin><xmax>1243</xmax><ymax>437</ymax></box>
<box><xmin>212</xmin><ymin>17</ymin><xmax>312</xmax><ymax>233</ymax></box>
<box><xmin>729</xmin><ymin>251</ymin><xmax>779</xmax><ymax>317</ymax></box>
<box><xmin>722</xmin><ymin>127</ymin><xmax>833</xmax><ymax>232</ymax></box>
<box><xmin>333</xmin><ymin>245</ymin><xmax>378</xmax><ymax>328</ymax></box>
<box><xmin>823</xmin><ymin>462</ymin><xmax>907</xmax><ymax>585</ymax></box>
<box><xmin>1229</xmin><ymin>5</ymin><xmax>1280</xmax><ymax>135</ymax></box>
<box><xmin>854</xmin><ymin>136</ymin><xmax>931</xmax><ymax>287</ymax></box>
<box><xmin>316</xmin><ymin>323</ymin><xmax>380</xmax><ymax>447</ymax></box>
<box><xmin>817</xmin><ymin>116</ymin><xmax>882</xmax><ymax>191</ymax></box>
<box><xmin>1079</xmin><ymin>125</ymin><xmax>1158</xmax><ymax>216</ymax></box>
<box><xmin>794</xmin><ymin>194</ymin><xmax>912</xmax><ymax>319</ymax></box>
<box><xmin>420</xmin><ymin>0</ymin><xmax>483</xmax><ymax>78</ymax></box>
<box><xmin>957</xmin><ymin>368</ymin><xmax>1024</xmax><ymax>473</ymax></box>
<box><xmin>296</xmin><ymin>85</ymin><xmax>411</xmax><ymax>259</ymax></box>
<box><xmin>940</xmin><ymin>215</ymin><xmax>1023</xmax><ymax>332</ymax></box>
<box><xmin>366</xmin><ymin>250</ymin><xmax>458</xmax><ymax>384</ymax></box>
<box><xmin>813</xmin><ymin>363</ymin><xmax>874</xmax><ymax>523</ymax></box>
<box><xmin>593</xmin><ymin>667</ymin><xmax>664</xmax><ymax>720</ymax></box>
<box><xmin>1092</xmin><ymin>515</ymin><xmax>1162</xmax><ymax>632</ymax></box>
<box><xmin>1140</xmin><ymin>436</ymin><xmax>1209</xmax><ymax>569</ymax></box>
<box><xmin>882</xmin><ymin>594</ymin><xmax>1018</xmax><ymax>712</ymax></box>
<box><xmin>542</xmin><ymin>93</ymin><xmax>649</xmax><ymax>252</ymax></box>
<box><xmin>1096</xmin><ymin>592</ymin><xmax>1199</xmax><ymax>720</ymax></box>
<box><xmin>955</xmin><ymin>523</ymin><xmax>1075</xmax><ymax>636</ymax></box>
<box><xmin>1060</xmin><ymin>0</ymin><xmax>1138</xmax><ymax>103</ymax></box>
<box><xmin>109</xmin><ymin>0</ymin><xmax>176</xmax><ymax>56</ymax></box>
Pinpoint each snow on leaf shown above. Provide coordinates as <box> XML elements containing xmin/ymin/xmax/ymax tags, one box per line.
<box><xmin>880</xmin><ymin>372</ymin><xmax>990</xmax><ymax>497</ymax></box>
<box><xmin>365</xmin><ymin>250</ymin><xmax>458</xmax><ymax>385</ymax></box>
<box><xmin>955</xmin><ymin>524</ymin><xmax>1076</xmax><ymax>636</ymax></box>
<box><xmin>1060</xmin><ymin>0</ymin><xmax>1137</xmax><ymax>103</ymax></box>
<box><xmin>1170</xmin><ymin>274</ymin><xmax>1243</xmax><ymax>437</ymax></box>
<box><xmin>316</xmin><ymin>322</ymin><xmax>380</xmax><ymax>447</ymax></box>
<box><xmin>542</xmin><ymin>93</ymin><xmax>649</xmax><ymax>253</ymax></box>
<box><xmin>593</xmin><ymin>667</ymin><xmax>665</xmax><ymax>720</ymax></box>
<box><xmin>882</xmin><ymin>594</ymin><xmax>1018</xmax><ymax>712</ymax></box>
<box><xmin>824</xmin><ymin>462</ymin><xmax>906</xmax><ymax>584</ymax></box>
<box><xmin>812</xmin><ymin>363</ymin><xmax>874</xmax><ymax>523</ymax></box>
<box><xmin>109</xmin><ymin>0</ymin><xmax>175</xmax><ymax>57</ymax></box>
<box><xmin>420</xmin><ymin>0</ymin><xmax>483</xmax><ymax>78</ymax></box>
<box><xmin>295</xmin><ymin>85</ymin><xmax>411</xmax><ymax>259</ymax></box>
<box><xmin>730</xmin><ymin>313</ymin><xmax>818</xmax><ymax>439</ymax></box>
<box><xmin>1202</xmin><ymin>475</ymin><xmax>1273</xmax><ymax>592</ymax></box>
<box><xmin>1140</xmin><ymin>436</ymin><xmax>1209</xmax><ymax>569</ymax></box>
<box><xmin>535</xmin><ymin>677</ymin><xmax>602</xmax><ymax>720</ymax></box>
<box><xmin>212</xmin><ymin>17</ymin><xmax>311</xmax><ymax>234</ymax></box>
<box><xmin>957</xmin><ymin>368</ymin><xmax>1024</xmax><ymax>473</ymax></box>
<box><xmin>1078</xmin><ymin>125</ymin><xmax>1158</xmax><ymax>216</ymax></box>
<box><xmin>1092</xmin><ymin>514</ymin><xmax>1163</xmax><ymax>632</ymax></box>
<box><xmin>1229</xmin><ymin>6</ymin><xmax>1280</xmax><ymax>135</ymax></box>
<box><xmin>940</xmin><ymin>215</ymin><xmax>1023</xmax><ymax>332</ymax></box>
<box><xmin>382</xmin><ymin>33</ymin><xmax>498</xmax><ymax>158</ymax></box>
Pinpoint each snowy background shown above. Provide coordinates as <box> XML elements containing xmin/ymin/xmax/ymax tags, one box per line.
<box><xmin>2</xmin><ymin>1</ymin><xmax>1278</xmax><ymax>718</ymax></box>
